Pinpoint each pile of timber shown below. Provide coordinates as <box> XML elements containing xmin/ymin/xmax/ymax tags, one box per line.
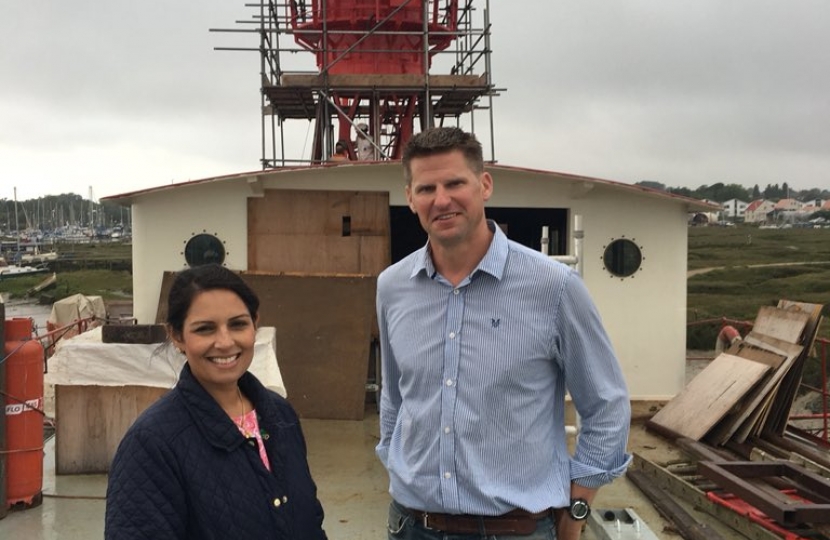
<box><xmin>637</xmin><ymin>300</ymin><xmax>830</xmax><ymax>539</ymax></box>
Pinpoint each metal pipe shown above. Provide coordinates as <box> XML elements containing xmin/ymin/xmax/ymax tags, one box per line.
<box><xmin>0</xmin><ymin>302</ymin><xmax>7</xmax><ymax>519</ymax></box>
<box><xmin>573</xmin><ymin>213</ymin><xmax>584</xmax><ymax>277</ymax></box>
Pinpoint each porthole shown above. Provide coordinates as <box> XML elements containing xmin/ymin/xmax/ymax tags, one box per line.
<box><xmin>601</xmin><ymin>238</ymin><xmax>643</xmax><ymax>279</ymax></box>
<box><xmin>183</xmin><ymin>232</ymin><xmax>226</xmax><ymax>267</ymax></box>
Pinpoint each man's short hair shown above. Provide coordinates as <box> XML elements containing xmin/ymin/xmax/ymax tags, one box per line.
<box><xmin>402</xmin><ymin>127</ymin><xmax>484</xmax><ymax>184</ymax></box>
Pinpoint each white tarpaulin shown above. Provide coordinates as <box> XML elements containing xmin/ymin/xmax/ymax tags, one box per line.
<box><xmin>45</xmin><ymin>326</ymin><xmax>286</xmax><ymax>397</ymax></box>
<box><xmin>48</xmin><ymin>293</ymin><xmax>107</xmax><ymax>326</ymax></box>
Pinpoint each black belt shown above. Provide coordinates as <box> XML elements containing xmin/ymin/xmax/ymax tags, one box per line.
<box><xmin>403</xmin><ymin>506</ymin><xmax>554</xmax><ymax>535</ymax></box>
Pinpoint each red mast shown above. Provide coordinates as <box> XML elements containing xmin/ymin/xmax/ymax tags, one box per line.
<box><xmin>214</xmin><ymin>0</ymin><xmax>497</xmax><ymax>165</ymax></box>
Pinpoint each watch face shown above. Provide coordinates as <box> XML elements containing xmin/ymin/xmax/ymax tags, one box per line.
<box><xmin>569</xmin><ymin>499</ymin><xmax>590</xmax><ymax>520</ymax></box>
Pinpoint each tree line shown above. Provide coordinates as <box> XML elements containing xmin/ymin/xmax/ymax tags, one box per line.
<box><xmin>635</xmin><ymin>181</ymin><xmax>830</xmax><ymax>204</ymax></box>
<box><xmin>3</xmin><ymin>183</ymin><xmax>829</xmax><ymax>233</ymax></box>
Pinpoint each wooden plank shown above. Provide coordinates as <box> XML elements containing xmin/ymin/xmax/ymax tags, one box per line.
<box><xmin>768</xmin><ymin>300</ymin><xmax>825</xmax><ymax>435</ymax></box>
<box><xmin>732</xmin><ymin>333</ymin><xmax>804</xmax><ymax>442</ymax></box>
<box><xmin>777</xmin><ymin>300</ymin><xmax>824</xmax><ymax>351</ymax></box>
<box><xmin>649</xmin><ymin>354</ymin><xmax>771</xmax><ymax>441</ymax></box>
<box><xmin>278</xmin><ymin>73</ymin><xmax>487</xmax><ymax>88</ymax></box>
<box><xmin>247</xmin><ymin>189</ymin><xmax>390</xmax><ymax>276</ymax></box>
<box><xmin>752</xmin><ymin>306</ymin><xmax>809</xmax><ymax>344</ymax></box>
<box><xmin>55</xmin><ymin>385</ymin><xmax>168</xmax><ymax>474</ymax></box>
<box><xmin>251</xmin><ymin>235</ymin><xmax>363</xmax><ymax>274</ymax></box>
<box><xmin>706</xmin><ymin>343</ymin><xmax>788</xmax><ymax>445</ymax></box>
<box><xmin>698</xmin><ymin>461</ymin><xmax>830</xmax><ymax>524</ymax></box>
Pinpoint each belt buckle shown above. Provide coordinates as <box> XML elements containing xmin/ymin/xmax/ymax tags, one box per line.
<box><xmin>421</xmin><ymin>512</ymin><xmax>432</xmax><ymax>530</ymax></box>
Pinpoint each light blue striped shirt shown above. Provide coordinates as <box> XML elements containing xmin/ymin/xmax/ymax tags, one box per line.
<box><xmin>376</xmin><ymin>221</ymin><xmax>631</xmax><ymax>515</ymax></box>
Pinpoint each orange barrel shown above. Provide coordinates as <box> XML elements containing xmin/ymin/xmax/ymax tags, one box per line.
<box><xmin>3</xmin><ymin>318</ymin><xmax>44</xmax><ymax>507</ymax></box>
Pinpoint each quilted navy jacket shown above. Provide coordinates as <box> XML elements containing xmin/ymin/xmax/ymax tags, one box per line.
<box><xmin>105</xmin><ymin>364</ymin><xmax>327</xmax><ymax>540</ymax></box>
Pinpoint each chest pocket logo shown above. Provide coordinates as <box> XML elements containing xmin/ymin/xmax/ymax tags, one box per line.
<box><xmin>491</xmin><ymin>318</ymin><xmax>501</xmax><ymax>328</ymax></box>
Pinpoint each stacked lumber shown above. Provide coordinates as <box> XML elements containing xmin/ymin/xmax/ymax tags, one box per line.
<box><xmin>638</xmin><ymin>300</ymin><xmax>830</xmax><ymax>538</ymax></box>
<box><xmin>648</xmin><ymin>300</ymin><xmax>824</xmax><ymax>447</ymax></box>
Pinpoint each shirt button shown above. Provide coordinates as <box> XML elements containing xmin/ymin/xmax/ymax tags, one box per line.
<box><xmin>449</xmin><ymin>332</ymin><xmax>456</xmax><ymax>339</ymax></box>
<box><xmin>453</xmin><ymin>289</ymin><xmax>460</xmax><ymax>295</ymax></box>
<box><xmin>444</xmin><ymin>472</ymin><xmax>452</xmax><ymax>479</ymax></box>
<box><xmin>444</xmin><ymin>426</ymin><xmax>451</xmax><ymax>434</ymax></box>
<box><xmin>445</xmin><ymin>379</ymin><xmax>453</xmax><ymax>386</ymax></box>
<box><xmin>273</xmin><ymin>498</ymin><xmax>281</xmax><ymax>508</ymax></box>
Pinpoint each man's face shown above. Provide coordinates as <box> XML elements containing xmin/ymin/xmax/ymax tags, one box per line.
<box><xmin>405</xmin><ymin>149</ymin><xmax>493</xmax><ymax>250</ymax></box>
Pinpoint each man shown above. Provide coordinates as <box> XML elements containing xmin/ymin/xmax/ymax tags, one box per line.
<box><xmin>375</xmin><ymin>127</ymin><xmax>631</xmax><ymax>540</ymax></box>
<box><xmin>330</xmin><ymin>140</ymin><xmax>350</xmax><ymax>161</ymax></box>
<box><xmin>354</xmin><ymin>122</ymin><xmax>374</xmax><ymax>161</ymax></box>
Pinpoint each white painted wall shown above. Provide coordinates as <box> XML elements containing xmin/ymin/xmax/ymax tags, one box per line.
<box><xmin>126</xmin><ymin>163</ymin><xmax>698</xmax><ymax>399</ymax></box>
<box><xmin>483</xmin><ymin>171</ymin><xmax>688</xmax><ymax>400</ymax></box>
<box><xmin>132</xmin><ymin>182</ymin><xmax>250</xmax><ymax>324</ymax></box>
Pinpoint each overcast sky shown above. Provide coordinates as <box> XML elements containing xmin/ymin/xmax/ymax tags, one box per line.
<box><xmin>1</xmin><ymin>1</ymin><xmax>828</xmax><ymax>201</ymax></box>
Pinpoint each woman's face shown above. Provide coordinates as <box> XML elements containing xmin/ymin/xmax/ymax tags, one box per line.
<box><xmin>171</xmin><ymin>289</ymin><xmax>257</xmax><ymax>394</ymax></box>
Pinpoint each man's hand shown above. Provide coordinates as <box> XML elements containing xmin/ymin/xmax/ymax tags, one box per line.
<box><xmin>554</xmin><ymin>510</ymin><xmax>586</xmax><ymax>540</ymax></box>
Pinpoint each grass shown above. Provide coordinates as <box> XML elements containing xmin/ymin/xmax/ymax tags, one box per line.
<box><xmin>1</xmin><ymin>242</ymin><xmax>133</xmax><ymax>301</ymax></box>
<box><xmin>53</xmin><ymin>241</ymin><xmax>132</xmax><ymax>261</ymax></box>
<box><xmin>0</xmin><ymin>269</ymin><xmax>132</xmax><ymax>302</ymax></box>
<box><xmin>687</xmin><ymin>226</ymin><xmax>830</xmax><ymax>270</ymax></box>
<box><xmin>687</xmin><ymin>225</ymin><xmax>830</xmax><ymax>345</ymax></box>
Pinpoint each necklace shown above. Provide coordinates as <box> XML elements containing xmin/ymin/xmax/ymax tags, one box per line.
<box><xmin>236</xmin><ymin>386</ymin><xmax>245</xmax><ymax>419</ymax></box>
<box><xmin>234</xmin><ymin>386</ymin><xmax>250</xmax><ymax>435</ymax></box>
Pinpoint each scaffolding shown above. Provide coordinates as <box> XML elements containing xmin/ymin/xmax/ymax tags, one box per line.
<box><xmin>212</xmin><ymin>0</ymin><xmax>500</xmax><ymax>167</ymax></box>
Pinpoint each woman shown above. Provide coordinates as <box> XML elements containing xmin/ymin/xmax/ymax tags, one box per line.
<box><xmin>105</xmin><ymin>264</ymin><xmax>327</xmax><ymax>539</ymax></box>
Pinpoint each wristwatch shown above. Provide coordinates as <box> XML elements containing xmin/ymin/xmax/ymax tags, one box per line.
<box><xmin>567</xmin><ymin>498</ymin><xmax>591</xmax><ymax>521</ymax></box>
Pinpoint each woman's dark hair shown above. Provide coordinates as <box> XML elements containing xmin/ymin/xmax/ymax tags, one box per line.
<box><xmin>166</xmin><ymin>264</ymin><xmax>260</xmax><ymax>335</ymax></box>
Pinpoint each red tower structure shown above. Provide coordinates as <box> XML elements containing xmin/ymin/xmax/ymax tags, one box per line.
<box><xmin>214</xmin><ymin>0</ymin><xmax>498</xmax><ymax>166</ymax></box>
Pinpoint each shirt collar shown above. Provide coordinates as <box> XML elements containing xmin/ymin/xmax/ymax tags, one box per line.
<box><xmin>409</xmin><ymin>219</ymin><xmax>508</xmax><ymax>281</ymax></box>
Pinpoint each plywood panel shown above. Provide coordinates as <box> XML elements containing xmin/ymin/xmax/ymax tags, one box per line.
<box><xmin>359</xmin><ymin>236</ymin><xmax>390</xmax><ymax>275</ymax></box>
<box><xmin>734</xmin><ymin>333</ymin><xmax>805</xmax><ymax>442</ymax></box>
<box><xmin>350</xmin><ymin>191</ymin><xmax>391</xmax><ymax>235</ymax></box>
<box><xmin>251</xmin><ymin>235</ymin><xmax>363</xmax><ymax>274</ymax></box>
<box><xmin>752</xmin><ymin>306</ymin><xmax>810</xmax><ymax>344</ymax></box>
<box><xmin>55</xmin><ymin>385</ymin><xmax>168</xmax><ymax>474</ymax></box>
<box><xmin>706</xmin><ymin>341</ymin><xmax>791</xmax><ymax>445</ymax></box>
<box><xmin>649</xmin><ymin>353</ymin><xmax>771</xmax><ymax>441</ymax></box>
<box><xmin>157</xmin><ymin>272</ymin><xmax>376</xmax><ymax>420</ymax></box>
<box><xmin>766</xmin><ymin>300</ymin><xmax>825</xmax><ymax>435</ymax></box>
<box><xmin>248</xmin><ymin>189</ymin><xmax>390</xmax><ymax>275</ymax></box>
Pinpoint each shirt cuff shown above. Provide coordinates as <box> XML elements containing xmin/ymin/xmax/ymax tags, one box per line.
<box><xmin>569</xmin><ymin>453</ymin><xmax>633</xmax><ymax>488</ymax></box>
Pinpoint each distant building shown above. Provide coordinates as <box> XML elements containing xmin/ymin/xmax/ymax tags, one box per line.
<box><xmin>696</xmin><ymin>199</ymin><xmax>722</xmax><ymax>224</ymax></box>
<box><xmin>773</xmin><ymin>198</ymin><xmax>802</xmax><ymax>222</ymax></box>
<box><xmin>721</xmin><ymin>198</ymin><xmax>748</xmax><ymax>221</ymax></box>
<box><xmin>744</xmin><ymin>199</ymin><xmax>775</xmax><ymax>223</ymax></box>
<box><xmin>799</xmin><ymin>203</ymin><xmax>821</xmax><ymax>216</ymax></box>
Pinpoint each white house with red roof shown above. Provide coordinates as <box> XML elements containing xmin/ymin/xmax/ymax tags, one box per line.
<box><xmin>744</xmin><ymin>199</ymin><xmax>776</xmax><ymax>223</ymax></box>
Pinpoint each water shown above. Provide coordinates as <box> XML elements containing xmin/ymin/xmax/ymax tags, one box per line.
<box><xmin>2</xmin><ymin>300</ymin><xmax>53</xmax><ymax>334</ymax></box>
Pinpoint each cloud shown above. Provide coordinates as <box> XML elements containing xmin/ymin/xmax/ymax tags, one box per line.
<box><xmin>1</xmin><ymin>1</ymin><xmax>828</xmax><ymax>199</ymax></box>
